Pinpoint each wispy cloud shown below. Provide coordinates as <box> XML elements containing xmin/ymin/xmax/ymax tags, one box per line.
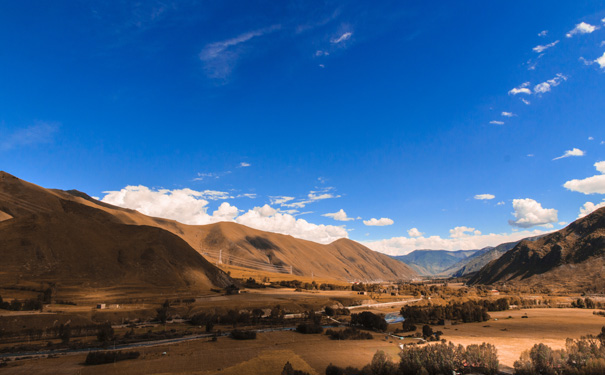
<box><xmin>533</xmin><ymin>40</ymin><xmax>559</xmax><ymax>53</ymax></box>
<box><xmin>566</xmin><ymin>22</ymin><xmax>598</xmax><ymax>38</ymax></box>
<box><xmin>538</xmin><ymin>30</ymin><xmax>548</xmax><ymax>37</ymax></box>
<box><xmin>501</xmin><ymin>112</ymin><xmax>516</xmax><ymax>117</ymax></box>
<box><xmin>521</xmin><ymin>98</ymin><xmax>531</xmax><ymax>105</ymax></box>
<box><xmin>238</xmin><ymin>162</ymin><xmax>251</xmax><ymax>167</ymax></box>
<box><xmin>0</xmin><ymin>121</ymin><xmax>59</xmax><ymax>151</ymax></box>
<box><xmin>331</xmin><ymin>32</ymin><xmax>352</xmax><ymax>44</ymax></box>
<box><xmin>199</xmin><ymin>25</ymin><xmax>281</xmax><ymax>79</ymax></box>
<box><xmin>508</xmin><ymin>82</ymin><xmax>532</xmax><ymax>95</ymax></box>
<box><xmin>490</xmin><ymin>121</ymin><xmax>504</xmax><ymax>125</ymax></box>
<box><xmin>474</xmin><ymin>194</ymin><xmax>495</xmax><ymax>200</ymax></box>
<box><xmin>534</xmin><ymin>73</ymin><xmax>567</xmax><ymax>94</ymax></box>
<box><xmin>553</xmin><ymin>148</ymin><xmax>584</xmax><ymax>160</ymax></box>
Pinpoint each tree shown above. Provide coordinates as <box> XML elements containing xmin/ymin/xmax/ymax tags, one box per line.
<box><xmin>363</xmin><ymin>350</ymin><xmax>397</xmax><ymax>375</ymax></box>
<box><xmin>325</xmin><ymin>306</ymin><xmax>335</xmax><ymax>317</ymax></box>
<box><xmin>59</xmin><ymin>324</ymin><xmax>71</xmax><ymax>344</ymax></box>
<box><xmin>156</xmin><ymin>300</ymin><xmax>170</xmax><ymax>324</ymax></box>
<box><xmin>96</xmin><ymin>323</ymin><xmax>114</xmax><ymax>344</ymax></box>
<box><xmin>422</xmin><ymin>325</ymin><xmax>433</xmax><ymax>338</ymax></box>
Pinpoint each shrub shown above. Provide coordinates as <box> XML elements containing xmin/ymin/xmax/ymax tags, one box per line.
<box><xmin>229</xmin><ymin>329</ymin><xmax>256</xmax><ymax>340</ymax></box>
<box><xmin>325</xmin><ymin>327</ymin><xmax>373</xmax><ymax>340</ymax></box>
<box><xmin>85</xmin><ymin>351</ymin><xmax>140</xmax><ymax>365</ymax></box>
<box><xmin>350</xmin><ymin>312</ymin><xmax>388</xmax><ymax>332</ymax></box>
<box><xmin>296</xmin><ymin>323</ymin><xmax>323</xmax><ymax>334</ymax></box>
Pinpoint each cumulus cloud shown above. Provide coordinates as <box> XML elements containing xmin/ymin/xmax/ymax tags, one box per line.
<box><xmin>596</xmin><ymin>52</ymin><xmax>605</xmax><ymax>69</ymax></box>
<box><xmin>508</xmin><ymin>82</ymin><xmax>532</xmax><ymax>95</ymax></box>
<box><xmin>322</xmin><ymin>209</ymin><xmax>355</xmax><ymax>221</ymax></box>
<box><xmin>533</xmin><ymin>40</ymin><xmax>559</xmax><ymax>53</ymax></box>
<box><xmin>363</xmin><ymin>229</ymin><xmax>548</xmax><ymax>255</ymax></box>
<box><xmin>508</xmin><ymin>198</ymin><xmax>558</xmax><ymax>228</ymax></box>
<box><xmin>534</xmin><ymin>73</ymin><xmax>567</xmax><ymax>94</ymax></box>
<box><xmin>501</xmin><ymin>112</ymin><xmax>516</xmax><ymax>117</ymax></box>
<box><xmin>236</xmin><ymin>204</ymin><xmax>348</xmax><ymax>243</ymax></box>
<box><xmin>407</xmin><ymin>228</ymin><xmax>424</xmax><ymax>237</ymax></box>
<box><xmin>474</xmin><ymin>194</ymin><xmax>495</xmax><ymax>200</ymax></box>
<box><xmin>101</xmin><ymin>186</ymin><xmax>347</xmax><ymax>243</ymax></box>
<box><xmin>199</xmin><ymin>25</ymin><xmax>280</xmax><ymax>79</ymax></box>
<box><xmin>331</xmin><ymin>32</ymin><xmax>352</xmax><ymax>44</ymax></box>
<box><xmin>578</xmin><ymin>200</ymin><xmax>605</xmax><ymax>218</ymax></box>
<box><xmin>563</xmin><ymin>161</ymin><xmax>605</xmax><ymax>194</ymax></box>
<box><xmin>363</xmin><ymin>217</ymin><xmax>394</xmax><ymax>226</ymax></box>
<box><xmin>553</xmin><ymin>148</ymin><xmax>585</xmax><ymax>160</ymax></box>
<box><xmin>566</xmin><ymin>22</ymin><xmax>598</xmax><ymax>38</ymax></box>
<box><xmin>450</xmin><ymin>226</ymin><xmax>481</xmax><ymax>238</ymax></box>
<box><xmin>490</xmin><ymin>121</ymin><xmax>504</xmax><ymax>125</ymax></box>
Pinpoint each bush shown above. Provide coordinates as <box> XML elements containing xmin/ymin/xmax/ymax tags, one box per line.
<box><xmin>296</xmin><ymin>323</ymin><xmax>323</xmax><ymax>334</ymax></box>
<box><xmin>325</xmin><ymin>328</ymin><xmax>373</xmax><ymax>340</ymax></box>
<box><xmin>85</xmin><ymin>351</ymin><xmax>140</xmax><ymax>365</ymax></box>
<box><xmin>229</xmin><ymin>329</ymin><xmax>256</xmax><ymax>340</ymax></box>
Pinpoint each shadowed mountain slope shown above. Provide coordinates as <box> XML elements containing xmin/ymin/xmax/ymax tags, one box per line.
<box><xmin>469</xmin><ymin>207</ymin><xmax>605</xmax><ymax>291</ymax></box>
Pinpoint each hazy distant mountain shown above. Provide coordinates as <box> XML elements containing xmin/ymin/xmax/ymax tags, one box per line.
<box><xmin>443</xmin><ymin>238</ymin><xmax>540</xmax><ymax>277</ymax></box>
<box><xmin>469</xmin><ymin>207</ymin><xmax>605</xmax><ymax>291</ymax></box>
<box><xmin>392</xmin><ymin>250</ymin><xmax>477</xmax><ymax>276</ymax></box>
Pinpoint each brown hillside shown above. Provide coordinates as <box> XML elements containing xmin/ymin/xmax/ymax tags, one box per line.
<box><xmin>0</xmin><ymin>172</ymin><xmax>416</xmax><ymax>285</ymax></box>
<box><xmin>469</xmin><ymin>206</ymin><xmax>605</xmax><ymax>291</ymax></box>
<box><xmin>0</xmin><ymin>172</ymin><xmax>232</xmax><ymax>293</ymax></box>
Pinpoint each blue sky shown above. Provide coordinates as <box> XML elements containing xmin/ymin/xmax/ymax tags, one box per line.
<box><xmin>2</xmin><ymin>1</ymin><xmax>605</xmax><ymax>254</ymax></box>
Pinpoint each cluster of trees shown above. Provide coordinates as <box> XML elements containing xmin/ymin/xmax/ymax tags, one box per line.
<box><xmin>296</xmin><ymin>323</ymin><xmax>323</xmax><ymax>334</ymax></box>
<box><xmin>0</xmin><ymin>296</ymin><xmax>42</xmax><ymax>311</ymax></box>
<box><xmin>514</xmin><ymin>328</ymin><xmax>605</xmax><ymax>375</ymax></box>
<box><xmin>572</xmin><ymin>297</ymin><xmax>597</xmax><ymax>309</ymax></box>
<box><xmin>478</xmin><ymin>298</ymin><xmax>510</xmax><ymax>311</ymax></box>
<box><xmin>282</xmin><ymin>361</ymin><xmax>311</xmax><ymax>375</ymax></box>
<box><xmin>350</xmin><ymin>312</ymin><xmax>388</xmax><ymax>332</ymax></box>
<box><xmin>325</xmin><ymin>327</ymin><xmax>373</xmax><ymax>340</ymax></box>
<box><xmin>400</xmin><ymin>300</ymin><xmax>490</xmax><ymax>325</ymax></box>
<box><xmin>326</xmin><ymin>343</ymin><xmax>499</xmax><ymax>375</ymax></box>
<box><xmin>229</xmin><ymin>329</ymin><xmax>256</xmax><ymax>340</ymax></box>
<box><xmin>324</xmin><ymin>306</ymin><xmax>350</xmax><ymax>317</ymax></box>
<box><xmin>85</xmin><ymin>350</ymin><xmax>140</xmax><ymax>365</ymax></box>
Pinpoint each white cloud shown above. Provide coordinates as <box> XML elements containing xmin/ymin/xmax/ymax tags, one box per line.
<box><xmin>553</xmin><ymin>148</ymin><xmax>585</xmax><ymax>160</ymax></box>
<box><xmin>363</xmin><ymin>229</ymin><xmax>548</xmax><ymax>255</ymax></box>
<box><xmin>322</xmin><ymin>209</ymin><xmax>355</xmax><ymax>221</ymax></box>
<box><xmin>239</xmin><ymin>162</ymin><xmax>251</xmax><ymax>167</ymax></box>
<box><xmin>595</xmin><ymin>52</ymin><xmax>605</xmax><ymax>69</ymax></box>
<box><xmin>474</xmin><ymin>194</ymin><xmax>495</xmax><ymax>200</ymax></box>
<box><xmin>450</xmin><ymin>226</ymin><xmax>481</xmax><ymax>238</ymax></box>
<box><xmin>563</xmin><ymin>161</ymin><xmax>605</xmax><ymax>194</ymax></box>
<box><xmin>497</xmin><ymin>201</ymin><xmax>506</xmax><ymax>206</ymax></box>
<box><xmin>508</xmin><ymin>82</ymin><xmax>532</xmax><ymax>95</ymax></box>
<box><xmin>236</xmin><ymin>204</ymin><xmax>348</xmax><ymax>243</ymax></box>
<box><xmin>527</xmin><ymin>154</ymin><xmax>534</xmax><ymax>157</ymax></box>
<box><xmin>280</xmin><ymin>188</ymin><xmax>341</xmax><ymax>209</ymax></box>
<box><xmin>319</xmin><ymin>64</ymin><xmax>325</xmax><ymax>68</ymax></box>
<box><xmin>589</xmin><ymin>137</ymin><xmax>594</xmax><ymax>140</ymax></box>
<box><xmin>331</xmin><ymin>32</ymin><xmax>352</xmax><ymax>44</ymax></box>
<box><xmin>578</xmin><ymin>200</ymin><xmax>605</xmax><ymax>218</ymax></box>
<box><xmin>101</xmin><ymin>186</ymin><xmax>347</xmax><ymax>244</ymax></box>
<box><xmin>566</xmin><ymin>22</ymin><xmax>598</xmax><ymax>38</ymax></box>
<box><xmin>521</xmin><ymin>98</ymin><xmax>531</xmax><ymax>105</ymax></box>
<box><xmin>237</xmin><ymin>193</ymin><xmax>257</xmax><ymax>199</ymax></box>
<box><xmin>501</xmin><ymin>112</ymin><xmax>516</xmax><ymax>117</ymax></box>
<box><xmin>579</xmin><ymin>56</ymin><xmax>594</xmax><ymax>66</ymax></box>
<box><xmin>363</xmin><ymin>217</ymin><xmax>394</xmax><ymax>226</ymax></box>
<box><xmin>534</xmin><ymin>73</ymin><xmax>567</xmax><ymax>94</ymax></box>
<box><xmin>538</xmin><ymin>30</ymin><xmax>548</xmax><ymax>37</ymax></box>
<box><xmin>199</xmin><ymin>25</ymin><xmax>280</xmax><ymax>79</ymax></box>
<box><xmin>0</xmin><ymin>121</ymin><xmax>59</xmax><ymax>151</ymax></box>
<box><xmin>490</xmin><ymin>121</ymin><xmax>505</xmax><ymax>125</ymax></box>
<box><xmin>315</xmin><ymin>50</ymin><xmax>329</xmax><ymax>56</ymax></box>
<box><xmin>508</xmin><ymin>198</ymin><xmax>558</xmax><ymax>228</ymax></box>
<box><xmin>533</xmin><ymin>40</ymin><xmax>559</xmax><ymax>53</ymax></box>
<box><xmin>270</xmin><ymin>196</ymin><xmax>295</xmax><ymax>205</ymax></box>
<box><xmin>407</xmin><ymin>228</ymin><xmax>424</xmax><ymax>238</ymax></box>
